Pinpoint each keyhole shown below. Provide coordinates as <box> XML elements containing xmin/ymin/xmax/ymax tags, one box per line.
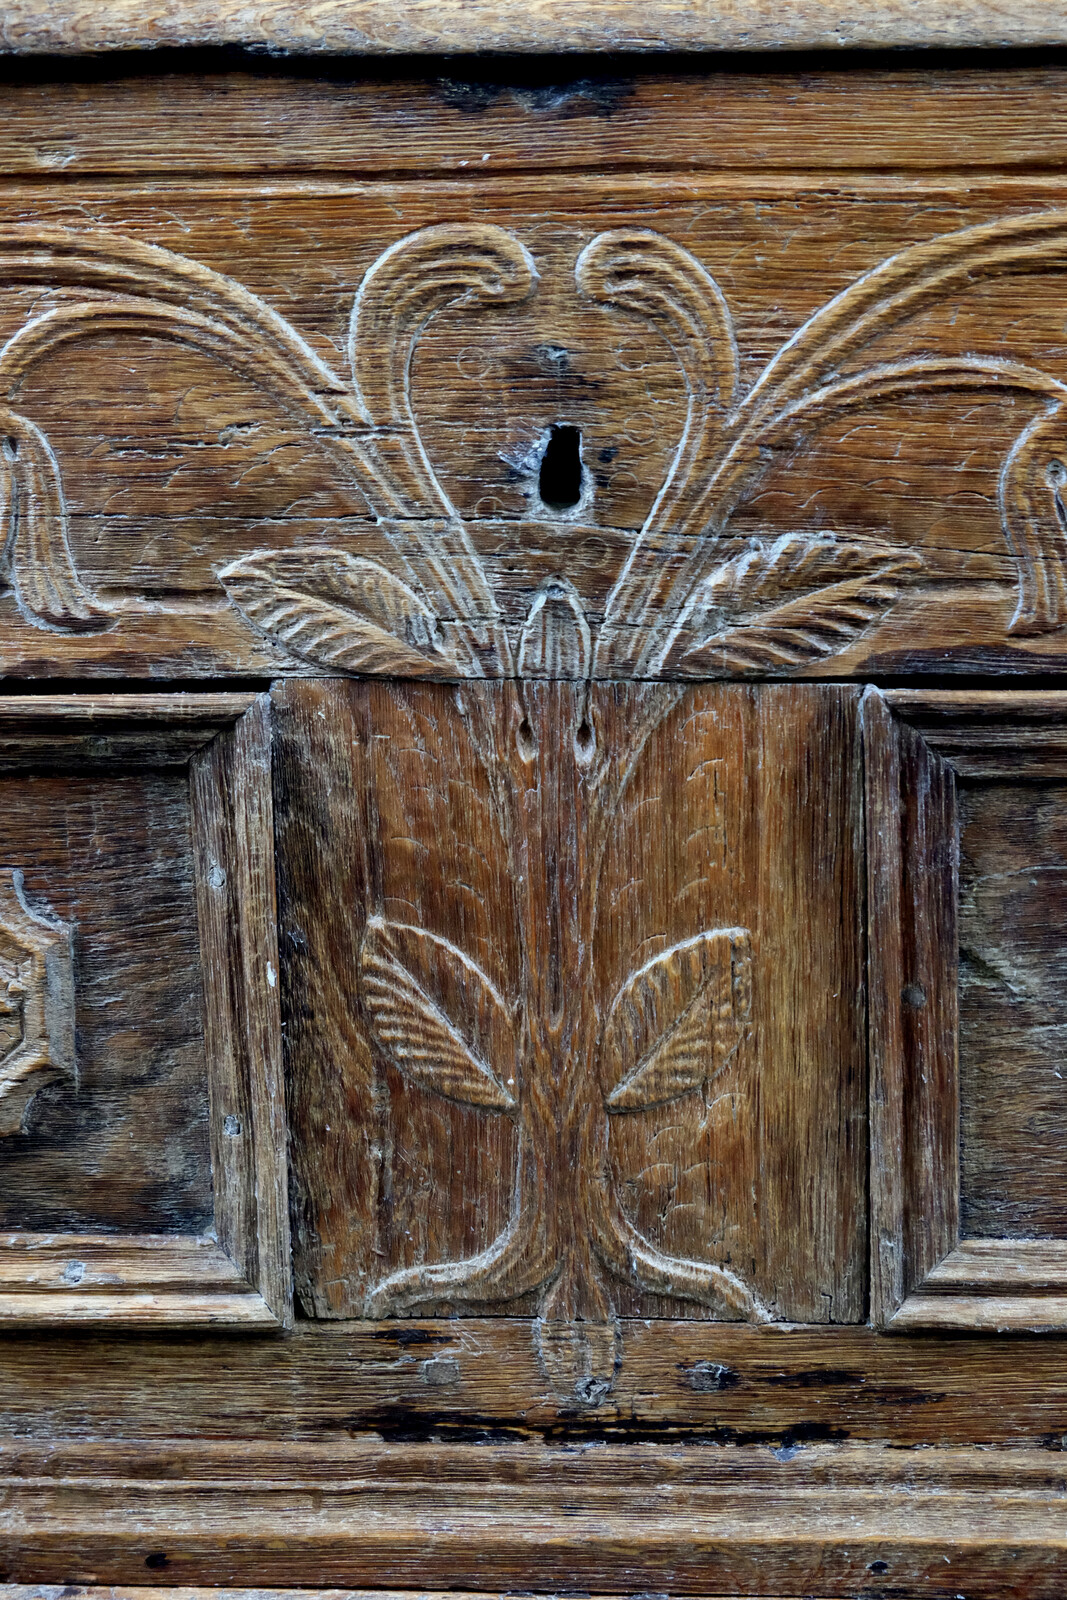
<box><xmin>538</xmin><ymin>425</ymin><xmax>583</xmax><ymax>512</ymax></box>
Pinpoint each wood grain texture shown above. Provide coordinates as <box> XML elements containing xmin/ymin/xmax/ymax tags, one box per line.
<box><xmin>0</xmin><ymin>765</ymin><xmax>213</xmax><ymax>1235</ymax></box>
<box><xmin>6</xmin><ymin>71</ymin><xmax>1067</xmax><ymax>679</ymax></box>
<box><xmin>0</xmin><ymin>694</ymin><xmax>289</xmax><ymax>1326</ymax></box>
<box><xmin>12</xmin><ymin>68</ymin><xmax>1067</xmax><ymax>178</ymax></box>
<box><xmin>191</xmin><ymin>695</ymin><xmax>292</xmax><ymax>1327</ymax></box>
<box><xmin>6</xmin><ymin>1317</ymin><xmax>1067</xmax><ymax>1441</ymax></box>
<box><xmin>870</xmin><ymin>690</ymin><xmax>1067</xmax><ymax>1332</ymax></box>
<box><xmin>958</xmin><ymin>780</ymin><xmax>1067</xmax><ymax>1238</ymax></box>
<box><xmin>0</xmin><ymin>0</ymin><xmax>1064</xmax><ymax>55</ymax></box>
<box><xmin>0</xmin><ymin>1436</ymin><xmax>1067</xmax><ymax>1594</ymax></box>
<box><xmin>5</xmin><ymin>53</ymin><xmax>1067</xmax><ymax>1591</ymax></box>
<box><xmin>0</xmin><ymin>1592</ymin><xmax>842</xmax><ymax>1600</ymax></box>
<box><xmin>277</xmin><ymin>677</ymin><xmax>866</xmax><ymax>1402</ymax></box>
<box><xmin>865</xmin><ymin>687</ymin><xmax>959</xmax><ymax>1325</ymax></box>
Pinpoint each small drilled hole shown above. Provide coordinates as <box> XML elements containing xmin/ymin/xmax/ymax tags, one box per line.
<box><xmin>538</xmin><ymin>425</ymin><xmax>583</xmax><ymax>511</ymax></box>
<box><xmin>574</xmin><ymin>717</ymin><xmax>595</xmax><ymax>766</ymax></box>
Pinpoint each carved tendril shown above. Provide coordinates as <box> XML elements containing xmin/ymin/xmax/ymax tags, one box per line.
<box><xmin>578</xmin><ymin>210</ymin><xmax>1067</xmax><ymax>672</ymax></box>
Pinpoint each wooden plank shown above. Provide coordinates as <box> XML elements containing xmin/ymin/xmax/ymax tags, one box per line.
<box><xmin>7</xmin><ymin>1317</ymin><xmax>1067</xmax><ymax>1441</ymax></box>
<box><xmin>0</xmin><ymin>764</ymin><xmax>214</xmax><ymax>1238</ymax></box>
<box><xmin>923</xmin><ymin>1240</ymin><xmax>1067</xmax><ymax>1289</ymax></box>
<box><xmin>0</xmin><ymin>695</ymin><xmax>258</xmax><ymax>767</ymax></box>
<box><xmin>0</xmin><ymin>1234</ymin><xmax>247</xmax><ymax>1291</ymax></box>
<box><xmin>0</xmin><ymin>1591</ymin><xmax>830</xmax><ymax>1600</ymax></box>
<box><xmin>0</xmin><ymin>1</ymin><xmax>1063</xmax><ymax>56</ymax></box>
<box><xmin>890</xmin><ymin>1294</ymin><xmax>1067</xmax><ymax>1330</ymax></box>
<box><xmin>12</xmin><ymin>69</ymin><xmax>1067</xmax><ymax>178</ymax></box>
<box><xmin>957</xmin><ymin>779</ymin><xmax>1067</xmax><ymax>1238</ymax></box>
<box><xmin>0</xmin><ymin>1437</ymin><xmax>1065</xmax><ymax>1593</ymax></box>
<box><xmin>0</xmin><ymin>1234</ymin><xmax>279</xmax><ymax>1322</ymax></box>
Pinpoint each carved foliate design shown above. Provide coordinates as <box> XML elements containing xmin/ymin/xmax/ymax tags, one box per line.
<box><xmin>6</xmin><ymin>215</ymin><xmax>1067</xmax><ymax>661</ymax></box>
<box><xmin>344</xmin><ymin>682</ymin><xmax>776</xmax><ymax>1402</ymax></box>
<box><xmin>0</xmin><ymin>870</ymin><xmax>75</xmax><ymax>1136</ymax></box>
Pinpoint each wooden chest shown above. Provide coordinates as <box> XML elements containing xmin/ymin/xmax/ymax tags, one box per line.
<box><xmin>2</xmin><ymin>8</ymin><xmax>1067</xmax><ymax>1593</ymax></box>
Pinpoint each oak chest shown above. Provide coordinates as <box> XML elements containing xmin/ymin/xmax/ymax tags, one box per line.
<box><xmin>1</xmin><ymin>9</ymin><xmax>1067</xmax><ymax>1594</ymax></box>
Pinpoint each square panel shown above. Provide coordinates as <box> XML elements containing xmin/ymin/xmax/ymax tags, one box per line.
<box><xmin>867</xmin><ymin>689</ymin><xmax>1067</xmax><ymax>1329</ymax></box>
<box><xmin>276</xmin><ymin>678</ymin><xmax>867</xmax><ymax>1398</ymax></box>
<box><xmin>0</xmin><ymin>695</ymin><xmax>290</xmax><ymax>1326</ymax></box>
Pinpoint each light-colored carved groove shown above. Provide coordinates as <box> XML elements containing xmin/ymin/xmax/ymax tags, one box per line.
<box><xmin>6</xmin><ymin>213</ymin><xmax>1067</xmax><ymax>662</ymax></box>
<box><xmin>576</xmin><ymin>228</ymin><xmax>739</xmax><ymax>677</ymax></box>
<box><xmin>999</xmin><ymin>403</ymin><xmax>1067</xmax><ymax>635</ymax></box>
<box><xmin>579</xmin><ymin>212</ymin><xmax>1067</xmax><ymax>673</ymax></box>
<box><xmin>603</xmin><ymin>928</ymin><xmax>752</xmax><ymax>1112</ymax></box>
<box><xmin>363</xmin><ymin>1135</ymin><xmax>556</xmax><ymax>1316</ymax></box>
<box><xmin>0</xmin><ymin>407</ymin><xmax>108</xmax><ymax>631</ymax></box>
<box><xmin>350</xmin><ymin>223</ymin><xmax>537</xmax><ymax>675</ymax></box>
<box><xmin>360</xmin><ymin>917</ymin><xmax>518</xmax><ymax>1113</ymax></box>
<box><xmin>669</xmin><ymin>533</ymin><xmax>923</xmax><ymax>676</ymax></box>
<box><xmin>517</xmin><ymin>575</ymin><xmax>592</xmax><ymax>682</ymax></box>
<box><xmin>218</xmin><ymin>549</ymin><xmax>459</xmax><ymax>678</ymax></box>
<box><xmin>591</xmin><ymin>1172</ymin><xmax>773</xmax><ymax>1321</ymax></box>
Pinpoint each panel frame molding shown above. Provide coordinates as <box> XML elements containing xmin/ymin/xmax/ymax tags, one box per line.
<box><xmin>866</xmin><ymin>686</ymin><xmax>1067</xmax><ymax>1330</ymax></box>
<box><xmin>0</xmin><ymin>693</ymin><xmax>291</xmax><ymax>1329</ymax></box>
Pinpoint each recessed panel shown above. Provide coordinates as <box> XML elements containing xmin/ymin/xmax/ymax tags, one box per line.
<box><xmin>0</xmin><ymin>768</ymin><xmax>211</xmax><ymax>1233</ymax></box>
<box><xmin>958</xmin><ymin>781</ymin><xmax>1067</xmax><ymax>1240</ymax></box>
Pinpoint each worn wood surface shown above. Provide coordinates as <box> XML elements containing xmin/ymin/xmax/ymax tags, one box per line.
<box><xmin>0</xmin><ymin>694</ymin><xmax>288</xmax><ymax>1326</ymax></box>
<box><xmin>191</xmin><ymin>695</ymin><xmax>292</xmax><ymax>1327</ymax></box>
<box><xmin>1</xmin><ymin>1437</ymin><xmax>1067</xmax><ymax>1595</ymax></box>
<box><xmin>7</xmin><ymin>73</ymin><xmax>1067</xmax><ymax>679</ymax></box>
<box><xmin>865</xmin><ymin>688</ymin><xmax>958</xmax><ymax>1325</ymax></box>
<box><xmin>6</xmin><ymin>1317</ymin><xmax>1067</xmax><ymax>1441</ymax></box>
<box><xmin>276</xmin><ymin>678</ymin><xmax>866</xmax><ymax>1403</ymax></box>
<box><xmin>13</xmin><ymin>67</ymin><xmax>1067</xmax><ymax>177</ymax></box>
<box><xmin>869</xmin><ymin>690</ymin><xmax>1067</xmax><ymax>1333</ymax></box>
<box><xmin>4</xmin><ymin>55</ymin><xmax>1067</xmax><ymax>1593</ymax></box>
<box><xmin>0</xmin><ymin>764</ymin><xmax>211</xmax><ymax>1234</ymax></box>
<box><xmin>1</xmin><ymin>0</ymin><xmax>1064</xmax><ymax>55</ymax></box>
<box><xmin>958</xmin><ymin>780</ymin><xmax>1067</xmax><ymax>1239</ymax></box>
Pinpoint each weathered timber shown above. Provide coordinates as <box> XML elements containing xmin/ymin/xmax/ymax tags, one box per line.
<box><xmin>0</xmin><ymin>0</ymin><xmax>1063</xmax><ymax>56</ymax></box>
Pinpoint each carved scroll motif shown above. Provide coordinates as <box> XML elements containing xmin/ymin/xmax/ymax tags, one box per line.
<box><xmin>5</xmin><ymin>215</ymin><xmax>1067</xmax><ymax>662</ymax></box>
<box><xmin>0</xmin><ymin>870</ymin><xmax>75</xmax><ymax>1136</ymax></box>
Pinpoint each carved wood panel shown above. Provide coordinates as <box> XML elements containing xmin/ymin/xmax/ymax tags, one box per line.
<box><xmin>277</xmin><ymin>678</ymin><xmax>865</xmax><ymax>1396</ymax></box>
<box><xmin>7</xmin><ymin>190</ymin><xmax>1067</xmax><ymax>680</ymax></box>
<box><xmin>6</xmin><ymin>58</ymin><xmax>1067</xmax><ymax>1594</ymax></box>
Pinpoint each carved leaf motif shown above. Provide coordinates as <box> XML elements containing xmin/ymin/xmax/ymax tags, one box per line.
<box><xmin>675</xmin><ymin>533</ymin><xmax>922</xmax><ymax>674</ymax></box>
<box><xmin>360</xmin><ymin>917</ymin><xmax>517</xmax><ymax>1112</ymax></box>
<box><xmin>604</xmin><ymin>929</ymin><xmax>752</xmax><ymax>1113</ymax></box>
<box><xmin>0</xmin><ymin>410</ymin><xmax>110</xmax><ymax>632</ymax></box>
<box><xmin>218</xmin><ymin>548</ymin><xmax>459</xmax><ymax>677</ymax></box>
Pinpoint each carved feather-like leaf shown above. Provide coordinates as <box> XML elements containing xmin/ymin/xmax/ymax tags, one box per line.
<box><xmin>676</xmin><ymin>532</ymin><xmax>921</xmax><ymax>674</ymax></box>
<box><xmin>360</xmin><ymin>917</ymin><xmax>517</xmax><ymax>1112</ymax></box>
<box><xmin>0</xmin><ymin>409</ymin><xmax>110</xmax><ymax>632</ymax></box>
<box><xmin>604</xmin><ymin>929</ymin><xmax>752</xmax><ymax>1113</ymax></box>
<box><xmin>218</xmin><ymin>547</ymin><xmax>458</xmax><ymax>676</ymax></box>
